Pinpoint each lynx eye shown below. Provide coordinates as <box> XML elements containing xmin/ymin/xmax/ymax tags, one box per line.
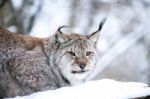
<box><xmin>86</xmin><ymin>51</ymin><xmax>92</xmax><ymax>56</ymax></box>
<box><xmin>68</xmin><ymin>51</ymin><xmax>76</xmax><ymax>56</ymax></box>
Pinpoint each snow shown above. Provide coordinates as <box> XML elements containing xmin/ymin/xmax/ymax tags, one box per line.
<box><xmin>11</xmin><ymin>0</ymin><xmax>23</xmax><ymax>9</ymax></box>
<box><xmin>7</xmin><ymin>26</ymin><xmax>17</xmax><ymax>33</ymax></box>
<box><xmin>7</xmin><ymin>79</ymin><xmax>150</xmax><ymax>99</ymax></box>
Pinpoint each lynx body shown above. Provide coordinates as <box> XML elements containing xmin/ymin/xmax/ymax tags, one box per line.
<box><xmin>0</xmin><ymin>19</ymin><xmax>106</xmax><ymax>98</ymax></box>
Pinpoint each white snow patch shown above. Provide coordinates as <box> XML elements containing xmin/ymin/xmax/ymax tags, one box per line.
<box><xmin>11</xmin><ymin>0</ymin><xmax>23</xmax><ymax>9</ymax></box>
<box><xmin>6</xmin><ymin>79</ymin><xmax>150</xmax><ymax>99</ymax></box>
<box><xmin>7</xmin><ymin>26</ymin><xmax>17</xmax><ymax>33</ymax></box>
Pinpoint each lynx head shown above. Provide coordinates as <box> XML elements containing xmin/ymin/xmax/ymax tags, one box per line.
<box><xmin>54</xmin><ymin>18</ymin><xmax>106</xmax><ymax>85</ymax></box>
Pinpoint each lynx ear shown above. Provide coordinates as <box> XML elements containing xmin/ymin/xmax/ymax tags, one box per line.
<box><xmin>88</xmin><ymin>18</ymin><xmax>107</xmax><ymax>45</ymax></box>
<box><xmin>55</xmin><ymin>26</ymin><xmax>68</xmax><ymax>44</ymax></box>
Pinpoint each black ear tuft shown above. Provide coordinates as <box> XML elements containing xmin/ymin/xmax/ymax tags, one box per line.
<box><xmin>57</xmin><ymin>26</ymin><xmax>68</xmax><ymax>34</ymax></box>
<box><xmin>55</xmin><ymin>26</ymin><xmax>69</xmax><ymax>44</ymax></box>
<box><xmin>97</xmin><ymin>17</ymin><xmax>107</xmax><ymax>32</ymax></box>
<box><xmin>88</xmin><ymin>17</ymin><xmax>107</xmax><ymax>45</ymax></box>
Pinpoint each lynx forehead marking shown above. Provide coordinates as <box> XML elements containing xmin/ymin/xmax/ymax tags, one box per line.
<box><xmin>67</xmin><ymin>34</ymin><xmax>87</xmax><ymax>40</ymax></box>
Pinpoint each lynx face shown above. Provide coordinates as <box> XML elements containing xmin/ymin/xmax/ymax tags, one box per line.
<box><xmin>58</xmin><ymin>34</ymin><xmax>97</xmax><ymax>84</ymax></box>
<box><xmin>55</xmin><ymin>18</ymin><xmax>106</xmax><ymax>85</ymax></box>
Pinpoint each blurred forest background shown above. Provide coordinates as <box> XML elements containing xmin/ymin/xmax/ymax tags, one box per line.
<box><xmin>0</xmin><ymin>0</ymin><xmax>150</xmax><ymax>84</ymax></box>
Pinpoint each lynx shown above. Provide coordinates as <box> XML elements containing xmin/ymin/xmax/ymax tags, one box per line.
<box><xmin>0</xmin><ymin>19</ymin><xmax>106</xmax><ymax>98</ymax></box>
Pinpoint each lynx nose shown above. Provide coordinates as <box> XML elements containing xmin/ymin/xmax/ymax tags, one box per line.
<box><xmin>79</xmin><ymin>64</ymin><xmax>86</xmax><ymax>70</ymax></box>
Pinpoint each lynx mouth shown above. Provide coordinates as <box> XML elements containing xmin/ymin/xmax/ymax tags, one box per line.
<box><xmin>71</xmin><ymin>70</ymin><xmax>88</xmax><ymax>74</ymax></box>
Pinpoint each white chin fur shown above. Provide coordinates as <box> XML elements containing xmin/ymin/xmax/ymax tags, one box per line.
<box><xmin>71</xmin><ymin>71</ymin><xmax>90</xmax><ymax>80</ymax></box>
<box><xmin>60</xmin><ymin>65</ymin><xmax>90</xmax><ymax>86</ymax></box>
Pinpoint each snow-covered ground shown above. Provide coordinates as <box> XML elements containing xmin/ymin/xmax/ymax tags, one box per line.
<box><xmin>7</xmin><ymin>79</ymin><xmax>150</xmax><ymax>99</ymax></box>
